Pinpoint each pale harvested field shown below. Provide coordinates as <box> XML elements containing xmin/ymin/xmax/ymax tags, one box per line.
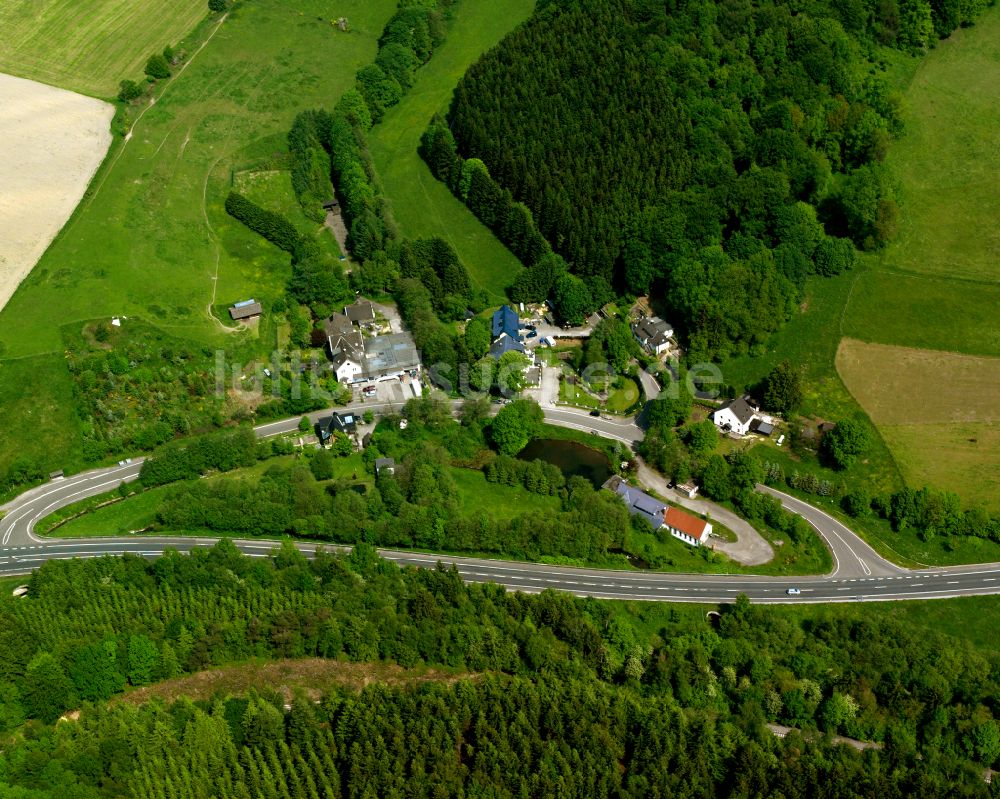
<box><xmin>837</xmin><ymin>338</ymin><xmax>1000</xmax><ymax>509</ymax></box>
<box><xmin>0</xmin><ymin>73</ymin><xmax>114</xmax><ymax>314</ymax></box>
<box><xmin>0</xmin><ymin>0</ymin><xmax>206</xmax><ymax>97</ymax></box>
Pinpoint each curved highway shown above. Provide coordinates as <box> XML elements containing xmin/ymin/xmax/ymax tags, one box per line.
<box><xmin>2</xmin><ymin>403</ymin><xmax>999</xmax><ymax>604</ymax></box>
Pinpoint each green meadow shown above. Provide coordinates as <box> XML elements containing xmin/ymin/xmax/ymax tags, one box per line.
<box><xmin>0</xmin><ymin>0</ymin><xmax>207</xmax><ymax>97</ymax></box>
<box><xmin>0</xmin><ymin>0</ymin><xmax>396</xmax><ymax>475</ymax></box>
<box><xmin>368</xmin><ymin>0</ymin><xmax>535</xmax><ymax>303</ymax></box>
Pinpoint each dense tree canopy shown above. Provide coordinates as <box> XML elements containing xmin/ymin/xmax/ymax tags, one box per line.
<box><xmin>442</xmin><ymin>0</ymin><xmax>985</xmax><ymax>358</ymax></box>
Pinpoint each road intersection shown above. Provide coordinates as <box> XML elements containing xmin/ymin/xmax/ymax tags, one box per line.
<box><xmin>1</xmin><ymin>402</ymin><xmax>998</xmax><ymax>604</ymax></box>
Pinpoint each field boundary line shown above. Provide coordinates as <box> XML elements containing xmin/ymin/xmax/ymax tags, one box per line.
<box><xmin>81</xmin><ymin>12</ymin><xmax>229</xmax><ymax>213</ymax></box>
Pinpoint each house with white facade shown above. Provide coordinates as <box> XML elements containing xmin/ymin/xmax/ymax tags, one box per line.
<box><xmin>631</xmin><ymin>316</ymin><xmax>674</xmax><ymax>356</ymax></box>
<box><xmin>664</xmin><ymin>506</ymin><xmax>712</xmax><ymax>547</ymax></box>
<box><xmin>711</xmin><ymin>396</ymin><xmax>759</xmax><ymax>436</ymax></box>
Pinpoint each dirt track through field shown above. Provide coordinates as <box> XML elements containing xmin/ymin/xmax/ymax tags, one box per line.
<box><xmin>0</xmin><ymin>72</ymin><xmax>113</xmax><ymax>314</ymax></box>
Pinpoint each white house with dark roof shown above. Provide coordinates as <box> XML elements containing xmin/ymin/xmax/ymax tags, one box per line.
<box><xmin>711</xmin><ymin>396</ymin><xmax>759</xmax><ymax>436</ymax></box>
<box><xmin>631</xmin><ymin>316</ymin><xmax>673</xmax><ymax>356</ymax></box>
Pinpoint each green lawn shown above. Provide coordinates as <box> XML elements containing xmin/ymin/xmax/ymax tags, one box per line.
<box><xmin>559</xmin><ymin>376</ymin><xmax>642</xmax><ymax>414</ymax></box>
<box><xmin>368</xmin><ymin>0</ymin><xmax>535</xmax><ymax>302</ymax></box>
<box><xmin>233</xmin><ymin>168</ymin><xmax>343</xmax><ymax>259</ymax></box>
<box><xmin>0</xmin><ymin>354</ymin><xmax>84</xmax><ymax>478</ymax></box>
<box><xmin>49</xmin><ymin>485</ymin><xmax>172</xmax><ymax>538</ymax></box>
<box><xmin>868</xmin><ymin>7</ymin><xmax>1000</xmax><ymax>286</ymax></box>
<box><xmin>450</xmin><ymin>467</ymin><xmax>561</xmax><ymax>519</ymax></box>
<box><xmin>0</xmin><ymin>0</ymin><xmax>395</xmax><ymax>474</ymax></box>
<box><xmin>842</xmin><ymin>266</ymin><xmax>1000</xmax><ymax>357</ymax></box>
<box><xmin>0</xmin><ymin>0</ymin><xmax>208</xmax><ymax>97</ymax></box>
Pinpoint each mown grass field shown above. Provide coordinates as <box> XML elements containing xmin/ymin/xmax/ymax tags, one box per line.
<box><xmin>0</xmin><ymin>0</ymin><xmax>395</xmax><ymax>475</ymax></box>
<box><xmin>829</xmin><ymin>7</ymin><xmax>1000</xmax><ymax>513</ymax></box>
<box><xmin>368</xmin><ymin>0</ymin><xmax>535</xmax><ymax>303</ymax></box>
<box><xmin>842</xmin><ymin>267</ymin><xmax>1000</xmax><ymax>356</ymax></box>
<box><xmin>0</xmin><ymin>0</ymin><xmax>207</xmax><ymax>97</ymax></box>
<box><xmin>870</xmin><ymin>8</ymin><xmax>1000</xmax><ymax>285</ymax></box>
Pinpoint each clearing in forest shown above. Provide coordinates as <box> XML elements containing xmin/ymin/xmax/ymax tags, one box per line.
<box><xmin>0</xmin><ymin>0</ymin><xmax>207</xmax><ymax>97</ymax></box>
<box><xmin>0</xmin><ymin>73</ymin><xmax>113</xmax><ymax>315</ymax></box>
<box><xmin>836</xmin><ymin>338</ymin><xmax>1000</xmax><ymax>511</ymax></box>
<box><xmin>368</xmin><ymin>0</ymin><xmax>535</xmax><ymax>302</ymax></box>
<box><xmin>114</xmin><ymin>658</ymin><xmax>474</xmax><ymax>706</ymax></box>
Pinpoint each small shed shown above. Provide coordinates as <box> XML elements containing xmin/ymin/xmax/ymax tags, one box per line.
<box><xmin>375</xmin><ymin>457</ymin><xmax>396</xmax><ymax>477</ymax></box>
<box><xmin>229</xmin><ymin>299</ymin><xmax>262</xmax><ymax>321</ymax></box>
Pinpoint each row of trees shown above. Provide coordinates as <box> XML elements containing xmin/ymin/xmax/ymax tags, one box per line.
<box><xmin>0</xmin><ymin>540</ymin><xmax>997</xmax><ymax>795</ymax></box>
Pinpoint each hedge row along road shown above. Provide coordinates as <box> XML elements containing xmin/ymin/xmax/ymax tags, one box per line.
<box><xmin>2</xmin><ymin>402</ymin><xmax>997</xmax><ymax>603</ymax></box>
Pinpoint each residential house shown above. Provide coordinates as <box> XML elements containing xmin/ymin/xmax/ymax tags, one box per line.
<box><xmin>604</xmin><ymin>476</ymin><xmax>666</xmax><ymax>530</ymax></box>
<box><xmin>324</xmin><ymin>310</ymin><xmax>420</xmax><ymax>383</ymax></box>
<box><xmin>316</xmin><ymin>411</ymin><xmax>358</xmax><ymax>443</ymax></box>
<box><xmin>631</xmin><ymin>316</ymin><xmax>673</xmax><ymax>356</ymax></box>
<box><xmin>492</xmin><ymin>305</ymin><xmax>520</xmax><ymax>340</ymax></box>
<box><xmin>711</xmin><ymin>396</ymin><xmax>759</xmax><ymax>436</ymax></box>
<box><xmin>229</xmin><ymin>299</ymin><xmax>262</xmax><ymax>321</ymax></box>
<box><xmin>664</xmin><ymin>506</ymin><xmax>712</xmax><ymax>547</ymax></box>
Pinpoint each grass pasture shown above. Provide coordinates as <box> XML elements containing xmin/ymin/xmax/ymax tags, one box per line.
<box><xmin>871</xmin><ymin>7</ymin><xmax>1000</xmax><ymax>285</ymax></box>
<box><xmin>0</xmin><ymin>0</ymin><xmax>208</xmax><ymax>97</ymax></box>
<box><xmin>0</xmin><ymin>0</ymin><xmax>393</xmax><ymax>357</ymax></box>
<box><xmin>836</xmin><ymin>338</ymin><xmax>1000</xmax><ymax>511</ymax></box>
<box><xmin>0</xmin><ymin>0</ymin><xmax>395</xmax><ymax>474</ymax></box>
<box><xmin>368</xmin><ymin>0</ymin><xmax>535</xmax><ymax>302</ymax></box>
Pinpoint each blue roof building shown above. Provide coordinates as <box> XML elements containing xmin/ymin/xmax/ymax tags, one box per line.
<box><xmin>489</xmin><ymin>333</ymin><xmax>526</xmax><ymax>359</ymax></box>
<box><xmin>604</xmin><ymin>476</ymin><xmax>666</xmax><ymax>530</ymax></box>
<box><xmin>492</xmin><ymin>305</ymin><xmax>520</xmax><ymax>341</ymax></box>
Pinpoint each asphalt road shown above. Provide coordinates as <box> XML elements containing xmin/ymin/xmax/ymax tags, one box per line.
<box><xmin>3</xmin><ymin>402</ymin><xmax>1000</xmax><ymax>604</ymax></box>
<box><xmin>2</xmin><ymin>537</ymin><xmax>1000</xmax><ymax>604</ymax></box>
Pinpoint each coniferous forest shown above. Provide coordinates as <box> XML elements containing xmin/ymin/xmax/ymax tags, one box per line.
<box><xmin>435</xmin><ymin>0</ymin><xmax>988</xmax><ymax>358</ymax></box>
<box><xmin>0</xmin><ymin>543</ymin><xmax>997</xmax><ymax>797</ymax></box>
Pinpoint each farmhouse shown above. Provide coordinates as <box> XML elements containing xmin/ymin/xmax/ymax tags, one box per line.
<box><xmin>711</xmin><ymin>396</ymin><xmax>759</xmax><ymax>436</ymax></box>
<box><xmin>631</xmin><ymin>316</ymin><xmax>673</xmax><ymax>356</ymax></box>
<box><xmin>604</xmin><ymin>476</ymin><xmax>666</xmax><ymax>530</ymax></box>
<box><xmin>664</xmin><ymin>506</ymin><xmax>712</xmax><ymax>547</ymax></box>
<box><xmin>229</xmin><ymin>299</ymin><xmax>262</xmax><ymax>321</ymax></box>
<box><xmin>489</xmin><ymin>305</ymin><xmax>526</xmax><ymax>359</ymax></box>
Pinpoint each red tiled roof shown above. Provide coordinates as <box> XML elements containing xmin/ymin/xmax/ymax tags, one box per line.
<box><xmin>664</xmin><ymin>506</ymin><xmax>708</xmax><ymax>539</ymax></box>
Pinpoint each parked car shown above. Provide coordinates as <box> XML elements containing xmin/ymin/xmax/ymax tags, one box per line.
<box><xmin>526</xmin><ymin>330</ymin><xmax>538</xmax><ymax>338</ymax></box>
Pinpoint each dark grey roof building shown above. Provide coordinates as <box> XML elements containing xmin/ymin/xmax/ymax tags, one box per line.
<box><xmin>603</xmin><ymin>475</ymin><xmax>666</xmax><ymax>530</ymax></box>
<box><xmin>229</xmin><ymin>300</ymin><xmax>262</xmax><ymax>320</ymax></box>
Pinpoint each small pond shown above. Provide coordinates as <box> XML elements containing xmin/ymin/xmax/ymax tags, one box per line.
<box><xmin>518</xmin><ymin>438</ymin><xmax>610</xmax><ymax>488</ymax></box>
